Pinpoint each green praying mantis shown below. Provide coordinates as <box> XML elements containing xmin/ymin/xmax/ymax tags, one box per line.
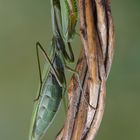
<box><xmin>29</xmin><ymin>37</ymin><xmax>72</xmax><ymax>140</ymax></box>
<box><xmin>29</xmin><ymin>0</ymin><xmax>79</xmax><ymax>140</ymax></box>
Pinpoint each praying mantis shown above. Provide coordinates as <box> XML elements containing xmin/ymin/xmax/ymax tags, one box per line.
<box><xmin>29</xmin><ymin>0</ymin><xmax>79</xmax><ymax>140</ymax></box>
<box><xmin>29</xmin><ymin>36</ymin><xmax>70</xmax><ymax>140</ymax></box>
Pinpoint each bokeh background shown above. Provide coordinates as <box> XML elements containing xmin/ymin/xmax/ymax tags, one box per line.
<box><xmin>0</xmin><ymin>0</ymin><xmax>140</xmax><ymax>140</ymax></box>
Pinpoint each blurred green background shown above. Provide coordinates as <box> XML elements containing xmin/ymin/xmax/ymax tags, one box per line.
<box><xmin>0</xmin><ymin>0</ymin><xmax>139</xmax><ymax>140</ymax></box>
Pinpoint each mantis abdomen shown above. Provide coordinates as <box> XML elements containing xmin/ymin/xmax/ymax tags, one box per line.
<box><xmin>31</xmin><ymin>73</ymin><xmax>63</xmax><ymax>140</ymax></box>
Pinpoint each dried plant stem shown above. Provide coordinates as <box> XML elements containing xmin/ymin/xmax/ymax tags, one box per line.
<box><xmin>78</xmin><ymin>0</ymin><xmax>106</xmax><ymax>139</ymax></box>
<box><xmin>56</xmin><ymin>0</ymin><xmax>114</xmax><ymax>139</ymax></box>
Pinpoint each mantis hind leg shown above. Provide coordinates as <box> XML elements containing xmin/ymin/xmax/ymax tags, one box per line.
<box><xmin>65</xmin><ymin>65</ymin><xmax>96</xmax><ymax>110</ymax></box>
<box><xmin>35</xmin><ymin>42</ymin><xmax>64</xmax><ymax>101</ymax></box>
<box><xmin>34</xmin><ymin>42</ymin><xmax>44</xmax><ymax>101</ymax></box>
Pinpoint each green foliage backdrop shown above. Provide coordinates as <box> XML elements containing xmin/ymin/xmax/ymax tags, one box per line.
<box><xmin>0</xmin><ymin>0</ymin><xmax>140</xmax><ymax>140</ymax></box>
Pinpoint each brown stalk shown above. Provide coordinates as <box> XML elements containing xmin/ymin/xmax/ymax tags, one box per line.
<box><xmin>78</xmin><ymin>1</ymin><xmax>106</xmax><ymax>139</ymax></box>
<box><xmin>56</xmin><ymin>0</ymin><xmax>114</xmax><ymax>139</ymax></box>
